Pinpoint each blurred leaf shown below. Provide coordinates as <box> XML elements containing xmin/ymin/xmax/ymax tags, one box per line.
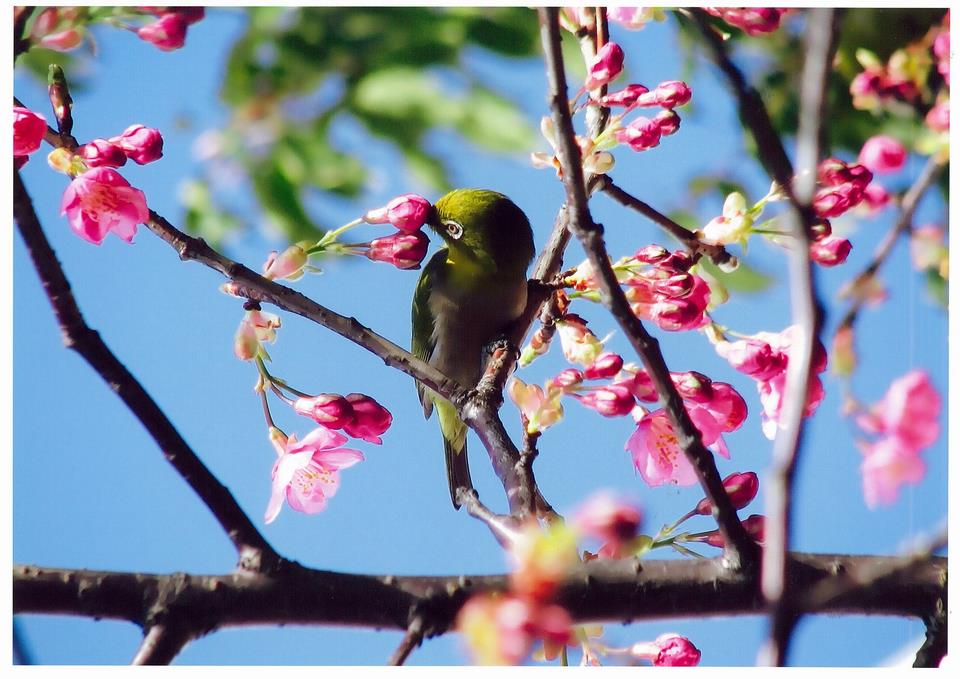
<box><xmin>700</xmin><ymin>257</ymin><xmax>773</xmax><ymax>294</ymax></box>
<box><xmin>250</xmin><ymin>163</ymin><xmax>324</xmax><ymax>242</ymax></box>
<box><xmin>455</xmin><ymin>87</ymin><xmax>536</xmax><ymax>152</ymax></box>
<box><xmin>181</xmin><ymin>181</ymin><xmax>242</xmax><ymax>245</ymax></box>
<box><xmin>925</xmin><ymin>269</ymin><xmax>948</xmax><ymax>308</ymax></box>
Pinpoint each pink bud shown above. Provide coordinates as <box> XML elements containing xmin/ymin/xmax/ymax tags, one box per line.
<box><xmin>704</xmin><ymin>514</ymin><xmax>765</xmax><ymax>548</ymax></box>
<box><xmin>633</xmin><ymin>244</ymin><xmax>669</xmax><ymax>264</ymax></box>
<box><xmin>656</xmin><ymin>249</ymin><xmax>694</xmax><ymax>272</ymax></box>
<box><xmin>584</xmin><ymin>352</ymin><xmax>623</xmax><ymax>380</ymax></box>
<box><xmin>585</xmin><ymin>42</ymin><xmax>625</xmax><ymax>90</ymax></box>
<box><xmin>652</xmin><ymin>80</ymin><xmax>692</xmax><ymax>109</ymax></box>
<box><xmin>926</xmin><ymin>101</ymin><xmax>949</xmax><ymax>132</ymax></box>
<box><xmin>861</xmin><ymin>183</ymin><xmax>890</xmax><ymax>212</ymax></box>
<box><xmin>39</xmin><ymin>28</ymin><xmax>83</xmax><ymax>51</ymax></box>
<box><xmin>810</xmin><ymin>236</ymin><xmax>852</xmax><ymax>267</ymax></box>
<box><xmin>109</xmin><ymin>124</ymin><xmax>164</xmax><ymax>165</ymax></box>
<box><xmin>342</xmin><ymin>393</ymin><xmax>392</xmax><ymax>444</ymax></box>
<box><xmin>809</xmin><ymin>218</ymin><xmax>832</xmax><ymax>241</ymax></box>
<box><xmin>631</xmin><ymin>633</ymin><xmax>701</xmax><ymax>667</ymax></box>
<box><xmin>137</xmin><ymin>13</ymin><xmax>188</xmax><ymax>51</ymax></box>
<box><xmin>263</xmin><ymin>244</ymin><xmax>309</xmax><ymax>281</ymax></box>
<box><xmin>615</xmin><ymin>116</ymin><xmax>662</xmax><ymax>152</ymax></box>
<box><xmin>548</xmin><ymin>368</ymin><xmax>584</xmax><ymax>392</ymax></box>
<box><xmin>293</xmin><ymin>394</ymin><xmax>355</xmax><ymax>430</ymax></box>
<box><xmin>615</xmin><ymin>369</ymin><xmax>658</xmax><ymax>403</ymax></box>
<box><xmin>78</xmin><ymin>139</ymin><xmax>127</xmax><ymax>168</ymax></box>
<box><xmin>574</xmin><ymin>492</ymin><xmax>643</xmax><ymax>548</ymax></box>
<box><xmin>649</xmin><ymin>297</ymin><xmax>707</xmax><ymax>331</ymax></box>
<box><xmin>365</xmin><ymin>231</ymin><xmax>429</xmax><ymax>270</ymax></box>
<box><xmin>670</xmin><ymin>371</ymin><xmax>713</xmax><ymax>403</ymax></box>
<box><xmin>598</xmin><ymin>83</ymin><xmax>649</xmax><ymax>107</ymax></box>
<box><xmin>363</xmin><ymin>193</ymin><xmax>432</xmax><ymax>232</ymax></box>
<box><xmin>654</xmin><ymin>109</ymin><xmax>681</xmax><ymax>136</ymax></box>
<box><xmin>695</xmin><ymin>471</ymin><xmax>759</xmax><ymax>515</ymax></box>
<box><xmin>575</xmin><ymin>384</ymin><xmax>635</xmax><ymax>417</ymax></box>
<box><xmin>858</xmin><ymin>135</ymin><xmax>907</xmax><ymax>174</ymax></box>
<box><xmin>13</xmin><ymin>106</ymin><xmax>47</xmax><ymax>157</ymax></box>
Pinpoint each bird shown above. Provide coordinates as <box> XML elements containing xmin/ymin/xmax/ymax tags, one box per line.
<box><xmin>412</xmin><ymin>189</ymin><xmax>535</xmax><ymax>508</ymax></box>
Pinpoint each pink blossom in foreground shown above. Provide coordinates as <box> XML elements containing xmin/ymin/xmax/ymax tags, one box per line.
<box><xmin>926</xmin><ymin>101</ymin><xmax>949</xmax><ymax>132</ymax></box>
<box><xmin>263</xmin><ymin>243</ymin><xmax>309</xmax><ymax>281</ymax></box>
<box><xmin>715</xmin><ymin>338</ymin><xmax>787</xmax><ymax>382</ymax></box>
<box><xmin>584</xmin><ymin>42</ymin><xmax>624</xmax><ymax>90</ymax></box>
<box><xmin>573</xmin><ymin>492</ymin><xmax>642</xmax><ymax>556</ymax></box>
<box><xmin>13</xmin><ymin>106</ymin><xmax>47</xmax><ymax>158</ymax></box>
<box><xmin>509</xmin><ymin>523</ymin><xmax>579</xmax><ymax>602</ymax></box>
<box><xmin>264</xmin><ymin>426</ymin><xmax>364</xmax><ymax>523</ymax></box>
<box><xmin>137</xmin><ymin>12</ymin><xmax>189</xmax><ymax>51</ymax></box>
<box><xmin>30</xmin><ymin>8</ymin><xmax>84</xmax><ymax>51</ymax></box>
<box><xmin>856</xmin><ymin>370</ymin><xmax>940</xmax><ymax>450</ymax></box>
<box><xmin>627</xmin><ymin>407</ymin><xmax>731</xmax><ymax>487</ymax></box>
<box><xmin>809</xmin><ymin>235</ymin><xmax>852</xmax><ymax>267</ymax></box>
<box><xmin>704</xmin><ymin>7</ymin><xmax>788</xmax><ymax>36</ymax></box>
<box><xmin>362</xmin><ymin>193</ymin><xmax>431</xmax><ymax>232</ymax></box>
<box><xmin>78</xmin><ymin>139</ymin><xmax>127</xmax><ymax>168</ymax></box>
<box><xmin>858</xmin><ymin>135</ymin><xmax>907</xmax><ymax>174</ymax></box>
<box><xmin>607</xmin><ymin>7</ymin><xmax>657</xmax><ymax>30</ymax></box>
<box><xmin>60</xmin><ymin>167</ymin><xmax>149</xmax><ymax>245</ymax></box>
<box><xmin>860</xmin><ymin>183</ymin><xmax>891</xmax><ymax>213</ymax></box>
<box><xmin>364</xmin><ymin>231</ymin><xmax>429</xmax><ymax>269</ymax></box>
<box><xmin>858</xmin><ymin>436</ymin><xmax>927</xmax><ymax>508</ymax></box>
<box><xmin>457</xmin><ymin>594</ymin><xmax>572</xmax><ymax>666</ymax></box>
<box><xmin>574</xmin><ymin>384</ymin><xmax>635</xmax><ymax>417</ymax></box>
<box><xmin>695</xmin><ymin>471</ymin><xmax>759</xmax><ymax>515</ymax></box>
<box><xmin>631</xmin><ymin>633</ymin><xmax>702</xmax><ymax>667</ymax></box>
<box><xmin>293</xmin><ymin>394</ymin><xmax>355</xmax><ymax>430</ymax></box>
<box><xmin>109</xmin><ymin>124</ymin><xmax>164</xmax><ymax>165</ymax></box>
<box><xmin>341</xmin><ymin>393</ymin><xmax>393</xmax><ymax>444</ymax></box>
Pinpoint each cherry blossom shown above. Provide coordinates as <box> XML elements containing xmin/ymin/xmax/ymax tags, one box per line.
<box><xmin>60</xmin><ymin>167</ymin><xmax>149</xmax><ymax>245</ymax></box>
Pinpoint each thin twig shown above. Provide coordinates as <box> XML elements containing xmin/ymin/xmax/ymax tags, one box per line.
<box><xmin>759</xmin><ymin>8</ymin><xmax>839</xmax><ymax>667</ymax></box>
<box><xmin>599</xmin><ymin>175</ymin><xmax>735</xmax><ymax>267</ymax></box>
<box><xmin>388</xmin><ymin>617</ymin><xmax>425</xmax><ymax>666</ymax></box>
<box><xmin>836</xmin><ymin>155</ymin><xmax>946</xmax><ymax>332</ymax></box>
<box><xmin>13</xmin><ymin>6</ymin><xmax>35</xmax><ymax>60</ymax></box>
<box><xmin>456</xmin><ymin>488</ymin><xmax>523</xmax><ymax>548</ymax></box>
<box><xmin>131</xmin><ymin>623</ymin><xmax>195</xmax><ymax>665</ymax></box>
<box><xmin>13</xmin><ymin>171</ymin><xmax>279</xmax><ymax>573</ymax></box>
<box><xmin>537</xmin><ymin>6</ymin><xmax>758</xmax><ymax>570</ymax></box>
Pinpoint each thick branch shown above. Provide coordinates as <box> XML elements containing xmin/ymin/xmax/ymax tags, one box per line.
<box><xmin>13</xmin><ymin>171</ymin><xmax>279</xmax><ymax>573</ymax></box>
<box><xmin>15</xmin><ymin>552</ymin><xmax>946</xmax><ymax>632</ymax></box>
<box><xmin>537</xmin><ymin>7</ymin><xmax>759</xmax><ymax>570</ymax></box>
<box><xmin>760</xmin><ymin>8</ymin><xmax>839</xmax><ymax>667</ymax></box>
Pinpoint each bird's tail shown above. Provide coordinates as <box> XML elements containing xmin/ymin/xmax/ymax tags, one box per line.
<box><xmin>436</xmin><ymin>398</ymin><xmax>473</xmax><ymax>509</ymax></box>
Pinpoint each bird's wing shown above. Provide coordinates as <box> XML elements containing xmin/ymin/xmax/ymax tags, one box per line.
<box><xmin>412</xmin><ymin>249</ymin><xmax>447</xmax><ymax>418</ymax></box>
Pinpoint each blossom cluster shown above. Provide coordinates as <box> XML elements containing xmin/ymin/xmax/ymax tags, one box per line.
<box><xmin>854</xmin><ymin>371</ymin><xmax>940</xmax><ymax>508</ymax></box>
<box><xmin>714</xmin><ymin>325</ymin><xmax>827</xmax><ymax>440</ymax></box>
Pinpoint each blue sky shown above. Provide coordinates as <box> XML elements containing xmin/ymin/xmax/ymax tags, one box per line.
<box><xmin>12</xmin><ymin>8</ymin><xmax>948</xmax><ymax>666</ymax></box>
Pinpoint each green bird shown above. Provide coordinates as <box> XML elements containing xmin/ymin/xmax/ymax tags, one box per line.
<box><xmin>413</xmin><ymin>189</ymin><xmax>535</xmax><ymax>508</ymax></box>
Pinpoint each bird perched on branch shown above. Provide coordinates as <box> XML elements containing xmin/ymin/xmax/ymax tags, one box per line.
<box><xmin>412</xmin><ymin>189</ymin><xmax>535</xmax><ymax>508</ymax></box>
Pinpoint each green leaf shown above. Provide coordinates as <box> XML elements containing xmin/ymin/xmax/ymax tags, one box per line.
<box><xmin>700</xmin><ymin>257</ymin><xmax>773</xmax><ymax>294</ymax></box>
<box><xmin>455</xmin><ymin>87</ymin><xmax>536</xmax><ymax>152</ymax></box>
<box><xmin>180</xmin><ymin>181</ymin><xmax>242</xmax><ymax>245</ymax></box>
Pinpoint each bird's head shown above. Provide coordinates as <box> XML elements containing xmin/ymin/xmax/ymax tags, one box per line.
<box><xmin>426</xmin><ymin>188</ymin><xmax>535</xmax><ymax>272</ymax></box>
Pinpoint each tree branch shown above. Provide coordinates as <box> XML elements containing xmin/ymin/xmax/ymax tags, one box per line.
<box><xmin>131</xmin><ymin>623</ymin><xmax>195</xmax><ymax>665</ymax></box>
<box><xmin>388</xmin><ymin>616</ymin><xmax>425</xmax><ymax>666</ymax></box>
<box><xmin>15</xmin><ymin>551</ymin><xmax>946</xmax><ymax>634</ymax></box>
<box><xmin>759</xmin><ymin>8</ymin><xmax>839</xmax><ymax>667</ymax></box>
<box><xmin>537</xmin><ymin>6</ymin><xmax>759</xmax><ymax>570</ymax></box>
<box><xmin>13</xmin><ymin>170</ymin><xmax>280</xmax><ymax>574</ymax></box>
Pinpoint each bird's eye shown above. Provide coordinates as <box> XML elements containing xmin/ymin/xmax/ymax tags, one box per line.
<box><xmin>442</xmin><ymin>219</ymin><xmax>464</xmax><ymax>240</ymax></box>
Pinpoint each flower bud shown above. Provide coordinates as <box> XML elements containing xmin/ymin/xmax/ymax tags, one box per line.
<box><xmin>651</xmin><ymin>80</ymin><xmax>692</xmax><ymax>108</ymax></box>
<box><xmin>575</xmin><ymin>384</ymin><xmax>635</xmax><ymax>417</ymax></box>
<box><xmin>858</xmin><ymin>135</ymin><xmax>907</xmax><ymax>174</ymax></box>
<box><xmin>13</xmin><ymin>106</ymin><xmax>47</xmax><ymax>157</ymax></box>
<box><xmin>653</xmin><ymin>109</ymin><xmax>681</xmax><ymax>135</ymax></box>
<box><xmin>584</xmin><ymin>42</ymin><xmax>624</xmax><ymax>90</ymax></box>
<box><xmin>137</xmin><ymin>13</ymin><xmax>188</xmax><ymax>51</ymax></box>
<box><xmin>810</xmin><ymin>236</ymin><xmax>852</xmax><ymax>267</ymax></box>
<box><xmin>598</xmin><ymin>83</ymin><xmax>649</xmax><ymax>107</ymax></box>
<box><xmin>695</xmin><ymin>471</ymin><xmax>759</xmax><ymax>515</ymax></box>
<box><xmin>342</xmin><ymin>393</ymin><xmax>392</xmax><ymax>444</ymax></box>
<box><xmin>631</xmin><ymin>633</ymin><xmax>702</xmax><ymax>667</ymax></box>
<box><xmin>548</xmin><ymin>368</ymin><xmax>584</xmax><ymax>393</ymax></box>
<box><xmin>574</xmin><ymin>492</ymin><xmax>643</xmax><ymax>548</ymax></box>
<box><xmin>614</xmin><ymin>116</ymin><xmax>661</xmax><ymax>152</ymax></box>
<box><xmin>109</xmin><ymin>124</ymin><xmax>164</xmax><ymax>165</ymax></box>
<box><xmin>670</xmin><ymin>371</ymin><xmax>713</xmax><ymax>403</ymax></box>
<box><xmin>365</xmin><ymin>231</ymin><xmax>429</xmax><ymax>270</ymax></box>
<box><xmin>263</xmin><ymin>243</ymin><xmax>309</xmax><ymax>281</ymax></box>
<box><xmin>78</xmin><ymin>139</ymin><xmax>127</xmax><ymax>168</ymax></box>
<box><xmin>363</xmin><ymin>193</ymin><xmax>432</xmax><ymax>232</ymax></box>
<box><xmin>293</xmin><ymin>394</ymin><xmax>355</xmax><ymax>430</ymax></box>
<box><xmin>583</xmin><ymin>352</ymin><xmax>623</xmax><ymax>380</ymax></box>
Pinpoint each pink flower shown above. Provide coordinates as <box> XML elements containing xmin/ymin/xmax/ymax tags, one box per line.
<box><xmin>598</xmin><ymin>83</ymin><xmax>649</xmax><ymax>108</ymax></box>
<box><xmin>925</xmin><ymin>101</ymin><xmax>949</xmax><ymax>132</ymax></box>
<box><xmin>78</xmin><ymin>139</ymin><xmax>127</xmax><ymax>168</ymax></box>
<box><xmin>263</xmin><ymin>243</ymin><xmax>309</xmax><ymax>281</ymax></box>
<box><xmin>585</xmin><ymin>42</ymin><xmax>624</xmax><ymax>90</ymax></box>
<box><xmin>574</xmin><ymin>384</ymin><xmax>635</xmax><ymax>417</ymax></box>
<box><xmin>137</xmin><ymin>12</ymin><xmax>188</xmax><ymax>51</ymax></box>
<box><xmin>233</xmin><ymin>309</ymin><xmax>280</xmax><ymax>361</ymax></box>
<box><xmin>860</xmin><ymin>183</ymin><xmax>891</xmax><ymax>212</ymax></box>
<box><xmin>858</xmin><ymin>135</ymin><xmax>907</xmax><ymax>174</ymax></box>
<box><xmin>264</xmin><ymin>426</ymin><xmax>364</xmax><ymax>523</ymax></box>
<box><xmin>856</xmin><ymin>370</ymin><xmax>940</xmax><ymax>450</ymax></box>
<box><xmin>555</xmin><ymin>314</ymin><xmax>605</xmax><ymax>366</ymax></box>
<box><xmin>108</xmin><ymin>124</ymin><xmax>164</xmax><ymax>165</ymax></box>
<box><xmin>13</xmin><ymin>106</ymin><xmax>47</xmax><ymax>157</ymax></box>
<box><xmin>627</xmin><ymin>408</ymin><xmax>730</xmax><ymax>487</ymax></box>
<box><xmin>364</xmin><ymin>231</ymin><xmax>429</xmax><ymax>270</ymax></box>
<box><xmin>457</xmin><ymin>594</ymin><xmax>572</xmax><ymax>666</ymax></box>
<box><xmin>341</xmin><ymin>393</ymin><xmax>392</xmax><ymax>444</ymax></box>
<box><xmin>141</xmin><ymin>7</ymin><xmax>206</xmax><ymax>25</ymax></box>
<box><xmin>607</xmin><ymin>7</ymin><xmax>655</xmax><ymax>30</ymax></box>
<box><xmin>715</xmin><ymin>338</ymin><xmax>788</xmax><ymax>382</ymax></box>
<box><xmin>631</xmin><ymin>633</ymin><xmax>702</xmax><ymax>667</ymax></box>
<box><xmin>293</xmin><ymin>394</ymin><xmax>355</xmax><ymax>430</ymax></box>
<box><xmin>695</xmin><ymin>471</ymin><xmax>759</xmax><ymax>515</ymax></box>
<box><xmin>573</xmin><ymin>492</ymin><xmax>642</xmax><ymax>555</ymax></box>
<box><xmin>653</xmin><ymin>109</ymin><xmax>681</xmax><ymax>136</ymax></box>
<box><xmin>858</xmin><ymin>437</ymin><xmax>927</xmax><ymax>508</ymax></box>
<box><xmin>705</xmin><ymin>7</ymin><xmax>787</xmax><ymax>36</ymax></box>
<box><xmin>650</xmin><ymin>80</ymin><xmax>692</xmax><ymax>109</ymax></box>
<box><xmin>40</xmin><ymin>28</ymin><xmax>83</xmax><ymax>51</ymax></box>
<box><xmin>809</xmin><ymin>236</ymin><xmax>852</xmax><ymax>267</ymax></box>
<box><xmin>583</xmin><ymin>352</ymin><xmax>623</xmax><ymax>380</ymax></box>
<box><xmin>508</xmin><ymin>377</ymin><xmax>564</xmax><ymax>433</ymax></box>
<box><xmin>615</xmin><ymin>116</ymin><xmax>662</xmax><ymax>151</ymax></box>
<box><xmin>362</xmin><ymin>193</ymin><xmax>432</xmax><ymax>232</ymax></box>
<box><xmin>547</xmin><ymin>368</ymin><xmax>584</xmax><ymax>393</ymax></box>
<box><xmin>60</xmin><ymin>168</ymin><xmax>149</xmax><ymax>245</ymax></box>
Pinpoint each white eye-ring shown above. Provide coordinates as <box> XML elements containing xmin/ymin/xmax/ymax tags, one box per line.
<box><xmin>442</xmin><ymin>219</ymin><xmax>464</xmax><ymax>240</ymax></box>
